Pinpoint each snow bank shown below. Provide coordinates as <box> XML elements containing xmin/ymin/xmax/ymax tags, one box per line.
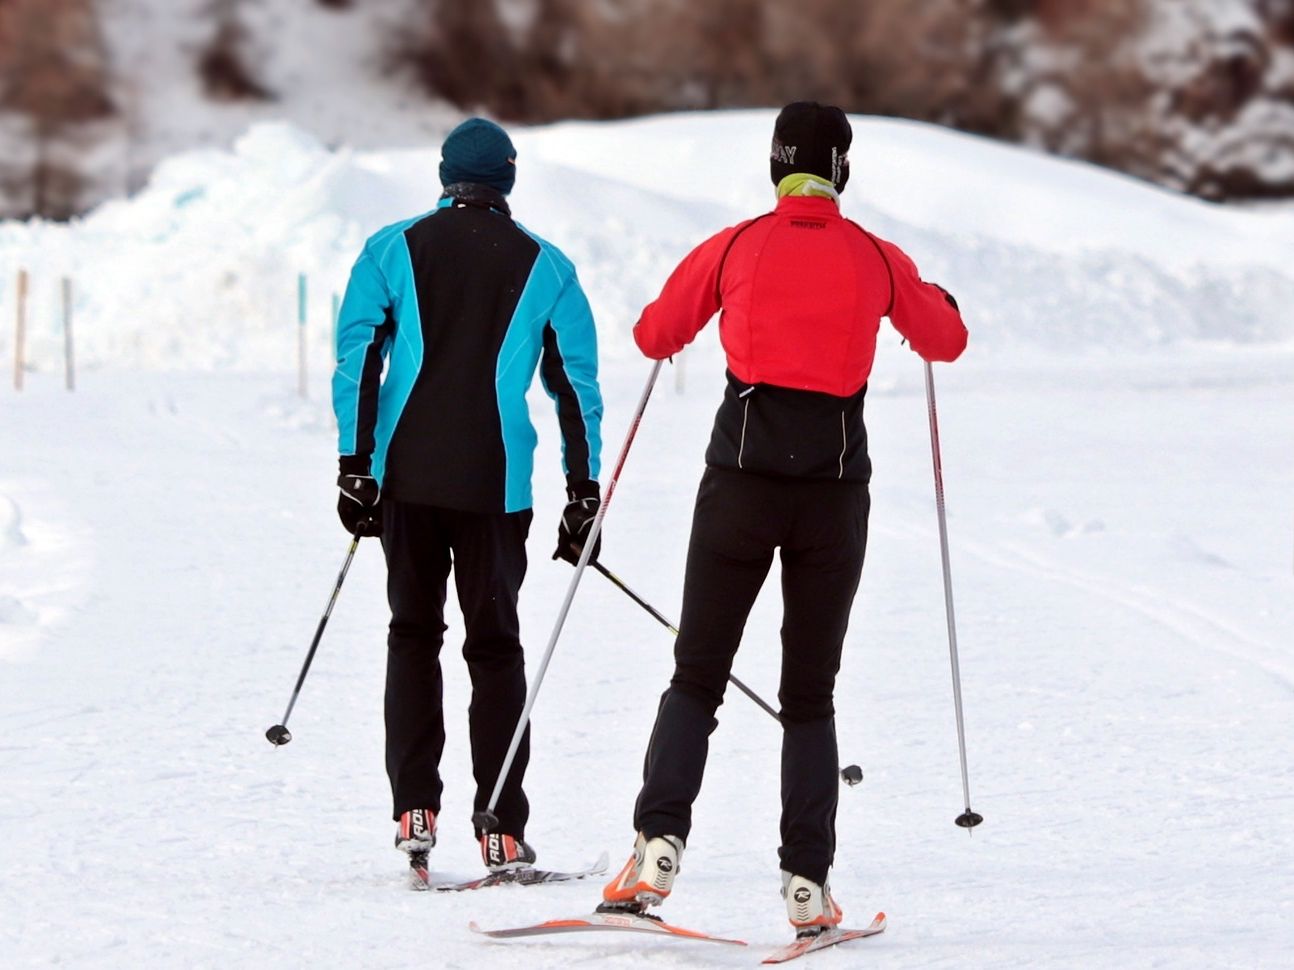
<box><xmin>1</xmin><ymin>112</ymin><xmax>1291</xmax><ymax>374</ymax></box>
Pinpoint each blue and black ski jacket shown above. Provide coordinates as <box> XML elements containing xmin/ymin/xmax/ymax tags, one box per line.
<box><xmin>332</xmin><ymin>184</ymin><xmax>602</xmax><ymax>514</ymax></box>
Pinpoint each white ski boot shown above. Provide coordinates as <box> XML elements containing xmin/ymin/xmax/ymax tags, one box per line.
<box><xmin>601</xmin><ymin>832</ymin><xmax>685</xmax><ymax>911</ymax></box>
<box><xmin>782</xmin><ymin>871</ymin><xmax>843</xmax><ymax>936</ymax></box>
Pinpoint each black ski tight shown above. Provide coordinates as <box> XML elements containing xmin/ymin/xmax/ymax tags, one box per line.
<box><xmin>634</xmin><ymin>467</ymin><xmax>869</xmax><ymax>884</ymax></box>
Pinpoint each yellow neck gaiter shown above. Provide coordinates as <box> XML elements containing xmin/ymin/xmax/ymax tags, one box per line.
<box><xmin>776</xmin><ymin>173</ymin><xmax>841</xmax><ymax>203</ymax></box>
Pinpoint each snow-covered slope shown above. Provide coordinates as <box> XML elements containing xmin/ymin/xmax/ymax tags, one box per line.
<box><xmin>2</xmin><ymin>113</ymin><xmax>1293</xmax><ymax>969</ymax></box>
<box><xmin>2</xmin><ymin>111</ymin><xmax>1292</xmax><ymax>377</ymax></box>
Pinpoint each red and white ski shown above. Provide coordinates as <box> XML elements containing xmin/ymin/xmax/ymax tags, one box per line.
<box><xmin>762</xmin><ymin>912</ymin><xmax>887</xmax><ymax>964</ymax></box>
<box><xmin>470</xmin><ymin>910</ymin><xmax>747</xmax><ymax>946</ymax></box>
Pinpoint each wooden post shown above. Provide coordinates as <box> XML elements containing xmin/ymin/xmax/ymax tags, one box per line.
<box><xmin>62</xmin><ymin>276</ymin><xmax>74</xmax><ymax>391</ymax></box>
<box><xmin>14</xmin><ymin>269</ymin><xmax>28</xmax><ymax>391</ymax></box>
<box><xmin>297</xmin><ymin>273</ymin><xmax>308</xmax><ymax>399</ymax></box>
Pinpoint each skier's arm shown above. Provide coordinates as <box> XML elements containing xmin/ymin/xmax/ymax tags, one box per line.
<box><xmin>540</xmin><ymin>271</ymin><xmax>603</xmax><ymax>487</ymax></box>
<box><xmin>332</xmin><ymin>247</ymin><xmax>394</xmax><ymax>468</ymax></box>
<box><xmin>878</xmin><ymin>239</ymin><xmax>968</xmax><ymax>363</ymax></box>
<box><xmin>633</xmin><ymin>222</ymin><xmax>751</xmax><ymax>359</ymax></box>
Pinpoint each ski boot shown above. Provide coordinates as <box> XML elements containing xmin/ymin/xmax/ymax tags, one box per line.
<box><xmin>480</xmin><ymin>832</ymin><xmax>537</xmax><ymax>872</ymax></box>
<box><xmin>599</xmin><ymin>832</ymin><xmax>684</xmax><ymax>914</ymax></box>
<box><xmin>782</xmin><ymin>871</ymin><xmax>844</xmax><ymax>937</ymax></box>
<box><xmin>395</xmin><ymin>809</ymin><xmax>437</xmax><ymax>890</ymax></box>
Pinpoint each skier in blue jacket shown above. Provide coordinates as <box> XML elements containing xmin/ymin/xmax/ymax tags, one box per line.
<box><xmin>331</xmin><ymin>118</ymin><xmax>603</xmax><ymax>886</ymax></box>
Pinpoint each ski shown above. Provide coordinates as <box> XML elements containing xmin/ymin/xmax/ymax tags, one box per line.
<box><xmin>469</xmin><ymin>909</ymin><xmax>746</xmax><ymax>946</ymax></box>
<box><xmin>408</xmin><ymin>850</ymin><xmax>432</xmax><ymax>891</ymax></box>
<box><xmin>433</xmin><ymin>851</ymin><xmax>609</xmax><ymax>893</ymax></box>
<box><xmin>761</xmin><ymin>912</ymin><xmax>887</xmax><ymax>964</ymax></box>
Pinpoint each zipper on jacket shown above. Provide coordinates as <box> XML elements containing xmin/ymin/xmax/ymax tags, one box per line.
<box><xmin>837</xmin><ymin>411</ymin><xmax>847</xmax><ymax>479</ymax></box>
<box><xmin>737</xmin><ymin>397</ymin><xmax>752</xmax><ymax>469</ymax></box>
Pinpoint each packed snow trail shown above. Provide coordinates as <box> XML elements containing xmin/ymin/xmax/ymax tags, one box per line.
<box><xmin>3</xmin><ymin>111</ymin><xmax>1293</xmax><ymax>968</ymax></box>
<box><xmin>2</xmin><ymin>340</ymin><xmax>1292</xmax><ymax>968</ymax></box>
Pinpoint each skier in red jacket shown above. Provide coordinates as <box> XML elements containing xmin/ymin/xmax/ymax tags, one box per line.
<box><xmin>602</xmin><ymin>102</ymin><xmax>967</xmax><ymax>934</ymax></box>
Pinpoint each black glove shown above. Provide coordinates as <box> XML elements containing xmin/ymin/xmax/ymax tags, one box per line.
<box><xmin>553</xmin><ymin>480</ymin><xmax>601</xmax><ymax>565</ymax></box>
<box><xmin>337</xmin><ymin>456</ymin><xmax>382</xmax><ymax>537</ymax></box>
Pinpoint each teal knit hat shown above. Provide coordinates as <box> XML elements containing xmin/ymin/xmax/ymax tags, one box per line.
<box><xmin>439</xmin><ymin>118</ymin><xmax>517</xmax><ymax>195</ymax></box>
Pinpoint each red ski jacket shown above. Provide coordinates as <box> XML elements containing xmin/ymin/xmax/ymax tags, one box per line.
<box><xmin>635</xmin><ymin>195</ymin><xmax>966</xmax><ymax>393</ymax></box>
<box><xmin>634</xmin><ymin>194</ymin><xmax>967</xmax><ymax>480</ymax></box>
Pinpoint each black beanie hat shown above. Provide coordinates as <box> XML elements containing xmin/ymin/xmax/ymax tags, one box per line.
<box><xmin>769</xmin><ymin>101</ymin><xmax>852</xmax><ymax>193</ymax></box>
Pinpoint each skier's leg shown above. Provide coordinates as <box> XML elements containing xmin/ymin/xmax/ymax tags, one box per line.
<box><xmin>633</xmin><ymin>468</ymin><xmax>780</xmax><ymax>842</ymax></box>
<box><xmin>777</xmin><ymin>482</ymin><xmax>870</xmax><ymax>884</ymax></box>
<box><xmin>381</xmin><ymin>499</ymin><xmax>452</xmax><ymax>820</ymax></box>
<box><xmin>447</xmin><ymin>507</ymin><xmax>534</xmax><ymax>839</ymax></box>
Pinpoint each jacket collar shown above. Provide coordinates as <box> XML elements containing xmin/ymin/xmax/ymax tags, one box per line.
<box><xmin>439</xmin><ymin>182</ymin><xmax>512</xmax><ymax>216</ymax></box>
<box><xmin>774</xmin><ymin>194</ymin><xmax>843</xmax><ymax>218</ymax></box>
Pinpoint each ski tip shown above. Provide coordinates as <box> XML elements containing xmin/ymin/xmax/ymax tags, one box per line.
<box><xmin>591</xmin><ymin>850</ymin><xmax>610</xmax><ymax>874</ymax></box>
<box><xmin>873</xmin><ymin>911</ymin><xmax>887</xmax><ymax>929</ymax></box>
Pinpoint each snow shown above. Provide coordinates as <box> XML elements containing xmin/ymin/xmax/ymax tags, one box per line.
<box><xmin>2</xmin><ymin>111</ymin><xmax>1294</xmax><ymax>968</ymax></box>
<box><xmin>5</xmin><ymin>110</ymin><xmax>1291</xmax><ymax>380</ymax></box>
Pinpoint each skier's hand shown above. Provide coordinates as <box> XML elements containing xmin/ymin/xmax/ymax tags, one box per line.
<box><xmin>553</xmin><ymin>480</ymin><xmax>601</xmax><ymax>565</ymax></box>
<box><xmin>337</xmin><ymin>456</ymin><xmax>382</xmax><ymax>538</ymax></box>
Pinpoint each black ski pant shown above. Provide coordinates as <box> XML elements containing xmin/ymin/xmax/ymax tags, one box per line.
<box><xmin>381</xmin><ymin>498</ymin><xmax>533</xmax><ymax>838</ymax></box>
<box><xmin>633</xmin><ymin>467</ymin><xmax>869</xmax><ymax>885</ymax></box>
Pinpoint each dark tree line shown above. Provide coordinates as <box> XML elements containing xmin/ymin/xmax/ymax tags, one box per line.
<box><xmin>402</xmin><ymin>0</ymin><xmax>1294</xmax><ymax>201</ymax></box>
<box><xmin>1</xmin><ymin>0</ymin><xmax>1290</xmax><ymax>218</ymax></box>
<box><xmin>0</xmin><ymin>0</ymin><xmax>114</xmax><ymax>219</ymax></box>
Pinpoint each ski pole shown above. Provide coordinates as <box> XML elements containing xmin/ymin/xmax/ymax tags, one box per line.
<box><xmin>265</xmin><ymin>533</ymin><xmax>362</xmax><ymax>746</ymax></box>
<box><xmin>924</xmin><ymin>360</ymin><xmax>983</xmax><ymax>830</ymax></box>
<box><xmin>474</xmin><ymin>361</ymin><xmax>664</xmax><ymax>832</ymax></box>
<box><xmin>592</xmin><ymin>560</ymin><xmax>864</xmax><ymax>787</ymax></box>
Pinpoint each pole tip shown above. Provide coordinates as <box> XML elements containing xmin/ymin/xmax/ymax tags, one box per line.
<box><xmin>472</xmin><ymin>810</ymin><xmax>499</xmax><ymax>834</ymax></box>
<box><xmin>955</xmin><ymin>809</ymin><xmax>983</xmax><ymax>829</ymax></box>
<box><xmin>265</xmin><ymin>725</ymin><xmax>292</xmax><ymax>746</ymax></box>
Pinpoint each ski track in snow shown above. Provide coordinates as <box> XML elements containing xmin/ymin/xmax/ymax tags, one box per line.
<box><xmin>2</xmin><ymin>339</ymin><xmax>1293</xmax><ymax>968</ymax></box>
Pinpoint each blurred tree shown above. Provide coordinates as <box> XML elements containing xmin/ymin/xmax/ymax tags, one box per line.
<box><xmin>405</xmin><ymin>0</ymin><xmax>522</xmax><ymax>114</ymax></box>
<box><xmin>198</xmin><ymin>0</ymin><xmax>274</xmax><ymax>101</ymax></box>
<box><xmin>0</xmin><ymin>0</ymin><xmax>115</xmax><ymax>219</ymax></box>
